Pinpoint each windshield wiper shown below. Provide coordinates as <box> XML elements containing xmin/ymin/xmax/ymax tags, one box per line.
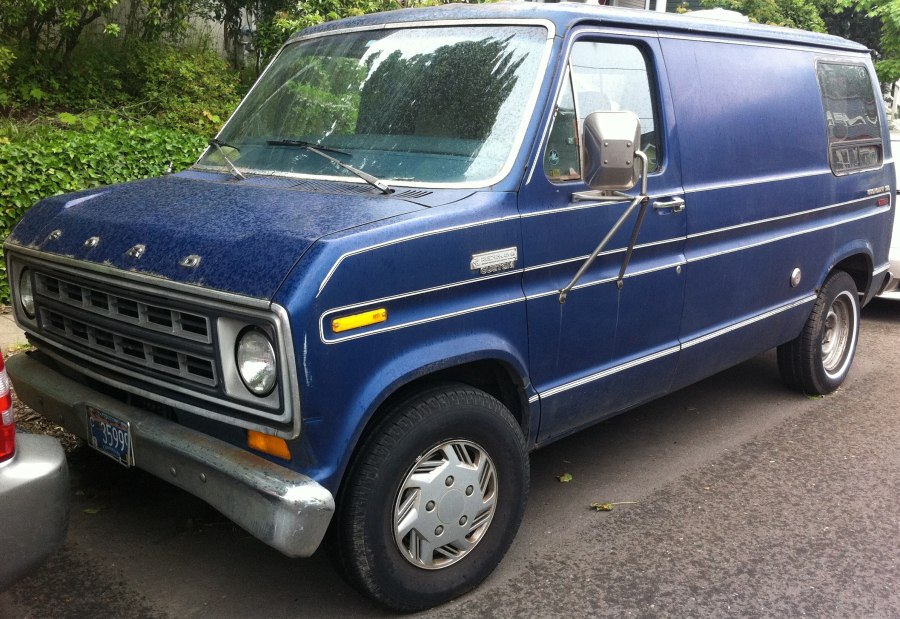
<box><xmin>267</xmin><ymin>139</ymin><xmax>351</xmax><ymax>157</ymax></box>
<box><xmin>207</xmin><ymin>138</ymin><xmax>245</xmax><ymax>181</ymax></box>
<box><xmin>267</xmin><ymin>139</ymin><xmax>391</xmax><ymax>195</ymax></box>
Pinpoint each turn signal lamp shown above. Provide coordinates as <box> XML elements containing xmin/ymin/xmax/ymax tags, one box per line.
<box><xmin>332</xmin><ymin>308</ymin><xmax>387</xmax><ymax>333</ymax></box>
<box><xmin>0</xmin><ymin>353</ymin><xmax>15</xmax><ymax>463</ymax></box>
<box><xmin>248</xmin><ymin>430</ymin><xmax>291</xmax><ymax>460</ymax></box>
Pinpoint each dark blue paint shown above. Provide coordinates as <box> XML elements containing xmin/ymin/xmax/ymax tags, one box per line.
<box><xmin>10</xmin><ymin>173</ymin><xmax>425</xmax><ymax>299</ymax></box>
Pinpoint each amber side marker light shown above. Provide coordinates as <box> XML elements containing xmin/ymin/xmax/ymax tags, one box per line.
<box><xmin>332</xmin><ymin>308</ymin><xmax>387</xmax><ymax>333</ymax></box>
<box><xmin>248</xmin><ymin>430</ymin><xmax>291</xmax><ymax>460</ymax></box>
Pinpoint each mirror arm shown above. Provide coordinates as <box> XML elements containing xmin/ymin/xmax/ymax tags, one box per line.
<box><xmin>571</xmin><ymin>190</ymin><xmax>631</xmax><ymax>203</ymax></box>
<box><xmin>559</xmin><ymin>151</ymin><xmax>649</xmax><ymax>304</ymax></box>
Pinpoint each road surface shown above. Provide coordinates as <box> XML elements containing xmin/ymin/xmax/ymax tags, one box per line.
<box><xmin>2</xmin><ymin>299</ymin><xmax>899</xmax><ymax>618</ymax></box>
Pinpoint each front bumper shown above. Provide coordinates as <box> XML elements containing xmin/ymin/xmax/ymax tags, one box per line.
<box><xmin>7</xmin><ymin>352</ymin><xmax>334</xmax><ymax>558</ymax></box>
<box><xmin>0</xmin><ymin>432</ymin><xmax>69</xmax><ymax>589</ymax></box>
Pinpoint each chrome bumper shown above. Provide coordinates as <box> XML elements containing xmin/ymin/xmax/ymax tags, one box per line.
<box><xmin>7</xmin><ymin>352</ymin><xmax>334</xmax><ymax>558</ymax></box>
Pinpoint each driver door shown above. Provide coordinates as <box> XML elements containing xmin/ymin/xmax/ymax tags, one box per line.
<box><xmin>519</xmin><ymin>33</ymin><xmax>687</xmax><ymax>443</ymax></box>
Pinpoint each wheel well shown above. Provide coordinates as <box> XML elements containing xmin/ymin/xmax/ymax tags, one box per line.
<box><xmin>832</xmin><ymin>254</ymin><xmax>871</xmax><ymax>295</ymax></box>
<box><xmin>378</xmin><ymin>360</ymin><xmax>529</xmax><ymax>436</ymax></box>
<box><xmin>333</xmin><ymin>360</ymin><xmax>530</xmax><ymax>506</ymax></box>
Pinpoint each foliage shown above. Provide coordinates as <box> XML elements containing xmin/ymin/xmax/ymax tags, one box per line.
<box><xmin>273</xmin><ymin>0</ymin><xmax>399</xmax><ymax>35</ymax></box>
<box><xmin>699</xmin><ymin>0</ymin><xmax>830</xmax><ymax>32</ymax></box>
<box><xmin>0</xmin><ymin>37</ymin><xmax>239</xmax><ymax>134</ymax></box>
<box><xmin>125</xmin><ymin>42</ymin><xmax>241</xmax><ymax>133</ymax></box>
<box><xmin>199</xmin><ymin>0</ymin><xmax>402</xmax><ymax>73</ymax></box>
<box><xmin>696</xmin><ymin>1</ymin><xmax>895</xmax><ymax>83</ymax></box>
<box><xmin>126</xmin><ymin>0</ymin><xmax>196</xmax><ymax>42</ymax></box>
<box><xmin>0</xmin><ymin>0</ymin><xmax>121</xmax><ymax>67</ymax></box>
<box><xmin>822</xmin><ymin>3</ymin><xmax>881</xmax><ymax>54</ymax></box>
<box><xmin>856</xmin><ymin>0</ymin><xmax>900</xmax><ymax>83</ymax></box>
<box><xmin>0</xmin><ymin>117</ymin><xmax>206</xmax><ymax>303</ymax></box>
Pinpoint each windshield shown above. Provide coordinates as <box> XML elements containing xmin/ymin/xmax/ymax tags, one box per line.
<box><xmin>196</xmin><ymin>24</ymin><xmax>549</xmax><ymax>186</ymax></box>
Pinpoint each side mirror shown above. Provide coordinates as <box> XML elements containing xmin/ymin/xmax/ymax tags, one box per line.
<box><xmin>581</xmin><ymin>111</ymin><xmax>641</xmax><ymax>191</ymax></box>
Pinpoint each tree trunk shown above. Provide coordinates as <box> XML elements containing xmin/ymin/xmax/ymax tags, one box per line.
<box><xmin>224</xmin><ymin>3</ymin><xmax>247</xmax><ymax>70</ymax></box>
<box><xmin>60</xmin><ymin>9</ymin><xmax>102</xmax><ymax>69</ymax></box>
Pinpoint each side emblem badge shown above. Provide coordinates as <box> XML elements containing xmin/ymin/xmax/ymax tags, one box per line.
<box><xmin>470</xmin><ymin>247</ymin><xmax>518</xmax><ymax>275</ymax></box>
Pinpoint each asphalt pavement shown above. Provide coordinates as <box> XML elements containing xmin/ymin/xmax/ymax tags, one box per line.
<box><xmin>1</xmin><ymin>299</ymin><xmax>899</xmax><ymax>617</ymax></box>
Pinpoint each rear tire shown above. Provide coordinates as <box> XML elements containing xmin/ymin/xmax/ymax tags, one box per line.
<box><xmin>777</xmin><ymin>270</ymin><xmax>860</xmax><ymax>395</ymax></box>
<box><xmin>331</xmin><ymin>384</ymin><xmax>528</xmax><ymax>612</ymax></box>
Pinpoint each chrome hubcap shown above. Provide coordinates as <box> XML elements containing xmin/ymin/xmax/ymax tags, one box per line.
<box><xmin>393</xmin><ymin>440</ymin><xmax>497</xmax><ymax>570</ymax></box>
<box><xmin>821</xmin><ymin>291</ymin><xmax>855</xmax><ymax>377</ymax></box>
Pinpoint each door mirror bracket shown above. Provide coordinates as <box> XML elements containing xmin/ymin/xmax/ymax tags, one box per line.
<box><xmin>559</xmin><ymin>112</ymin><xmax>650</xmax><ymax>303</ymax></box>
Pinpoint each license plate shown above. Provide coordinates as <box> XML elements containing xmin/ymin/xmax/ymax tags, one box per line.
<box><xmin>87</xmin><ymin>406</ymin><xmax>133</xmax><ymax>467</ymax></box>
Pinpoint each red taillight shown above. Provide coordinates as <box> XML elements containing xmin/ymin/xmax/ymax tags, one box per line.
<box><xmin>0</xmin><ymin>352</ymin><xmax>15</xmax><ymax>463</ymax></box>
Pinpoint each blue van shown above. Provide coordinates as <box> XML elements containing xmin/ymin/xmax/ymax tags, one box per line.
<box><xmin>4</xmin><ymin>2</ymin><xmax>894</xmax><ymax>610</ymax></box>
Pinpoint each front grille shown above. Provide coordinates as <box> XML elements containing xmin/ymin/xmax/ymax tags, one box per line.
<box><xmin>9</xmin><ymin>250</ymin><xmax>296</xmax><ymax>430</ymax></box>
<box><xmin>35</xmin><ymin>272</ymin><xmax>211</xmax><ymax>342</ymax></box>
<box><xmin>39</xmin><ymin>307</ymin><xmax>217</xmax><ymax>386</ymax></box>
<box><xmin>31</xmin><ymin>270</ymin><xmax>219</xmax><ymax>391</ymax></box>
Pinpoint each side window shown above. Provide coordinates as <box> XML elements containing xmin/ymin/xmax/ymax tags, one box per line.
<box><xmin>545</xmin><ymin>40</ymin><xmax>661</xmax><ymax>183</ymax></box>
<box><xmin>817</xmin><ymin>61</ymin><xmax>883</xmax><ymax>174</ymax></box>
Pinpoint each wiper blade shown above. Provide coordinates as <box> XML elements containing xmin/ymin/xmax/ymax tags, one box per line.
<box><xmin>207</xmin><ymin>138</ymin><xmax>245</xmax><ymax>180</ymax></box>
<box><xmin>266</xmin><ymin>139</ymin><xmax>391</xmax><ymax>194</ymax></box>
<box><xmin>267</xmin><ymin>139</ymin><xmax>351</xmax><ymax>157</ymax></box>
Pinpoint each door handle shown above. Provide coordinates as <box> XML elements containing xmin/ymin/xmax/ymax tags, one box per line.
<box><xmin>653</xmin><ymin>197</ymin><xmax>685</xmax><ymax>213</ymax></box>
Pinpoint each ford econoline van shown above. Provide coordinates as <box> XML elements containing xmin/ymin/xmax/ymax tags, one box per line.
<box><xmin>4</xmin><ymin>2</ymin><xmax>894</xmax><ymax>610</ymax></box>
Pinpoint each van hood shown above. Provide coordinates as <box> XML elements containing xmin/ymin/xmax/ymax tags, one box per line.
<box><xmin>8</xmin><ymin>172</ymin><xmax>426</xmax><ymax>300</ymax></box>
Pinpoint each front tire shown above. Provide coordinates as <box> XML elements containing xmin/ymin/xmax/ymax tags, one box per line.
<box><xmin>332</xmin><ymin>384</ymin><xmax>528</xmax><ymax>612</ymax></box>
<box><xmin>778</xmin><ymin>270</ymin><xmax>860</xmax><ymax>395</ymax></box>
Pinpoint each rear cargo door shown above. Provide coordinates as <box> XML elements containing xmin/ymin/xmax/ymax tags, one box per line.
<box><xmin>519</xmin><ymin>31</ymin><xmax>687</xmax><ymax>443</ymax></box>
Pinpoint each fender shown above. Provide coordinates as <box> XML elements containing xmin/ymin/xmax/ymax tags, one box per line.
<box><xmin>312</xmin><ymin>332</ymin><xmax>536</xmax><ymax>493</ymax></box>
<box><xmin>819</xmin><ymin>237</ymin><xmax>875</xmax><ymax>298</ymax></box>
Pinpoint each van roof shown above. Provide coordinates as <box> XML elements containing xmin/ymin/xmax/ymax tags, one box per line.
<box><xmin>293</xmin><ymin>1</ymin><xmax>869</xmax><ymax>54</ymax></box>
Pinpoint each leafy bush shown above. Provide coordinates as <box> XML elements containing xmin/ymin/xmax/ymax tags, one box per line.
<box><xmin>0</xmin><ymin>37</ymin><xmax>239</xmax><ymax>132</ymax></box>
<box><xmin>0</xmin><ymin>116</ymin><xmax>206</xmax><ymax>303</ymax></box>
<box><xmin>125</xmin><ymin>41</ymin><xmax>241</xmax><ymax>134</ymax></box>
<box><xmin>272</xmin><ymin>0</ymin><xmax>401</xmax><ymax>45</ymax></box>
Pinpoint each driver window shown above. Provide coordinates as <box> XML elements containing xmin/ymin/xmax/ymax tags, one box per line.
<box><xmin>545</xmin><ymin>40</ymin><xmax>661</xmax><ymax>182</ymax></box>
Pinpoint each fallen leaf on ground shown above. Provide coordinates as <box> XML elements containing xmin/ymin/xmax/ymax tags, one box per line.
<box><xmin>557</xmin><ymin>473</ymin><xmax>573</xmax><ymax>483</ymax></box>
<box><xmin>590</xmin><ymin>501</ymin><xmax>637</xmax><ymax>512</ymax></box>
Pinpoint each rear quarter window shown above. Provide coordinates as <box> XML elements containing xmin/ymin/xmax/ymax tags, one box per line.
<box><xmin>817</xmin><ymin>61</ymin><xmax>883</xmax><ymax>174</ymax></box>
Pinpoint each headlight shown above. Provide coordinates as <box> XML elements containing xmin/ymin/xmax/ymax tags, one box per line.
<box><xmin>236</xmin><ymin>328</ymin><xmax>277</xmax><ymax>397</ymax></box>
<box><xmin>19</xmin><ymin>269</ymin><xmax>35</xmax><ymax>319</ymax></box>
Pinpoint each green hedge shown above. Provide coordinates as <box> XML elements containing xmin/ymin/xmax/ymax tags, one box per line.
<box><xmin>0</xmin><ymin>118</ymin><xmax>206</xmax><ymax>303</ymax></box>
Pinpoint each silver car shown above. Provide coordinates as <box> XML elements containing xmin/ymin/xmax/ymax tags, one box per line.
<box><xmin>0</xmin><ymin>350</ymin><xmax>69</xmax><ymax>589</ymax></box>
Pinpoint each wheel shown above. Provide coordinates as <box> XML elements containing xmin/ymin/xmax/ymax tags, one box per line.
<box><xmin>331</xmin><ymin>384</ymin><xmax>528</xmax><ymax>612</ymax></box>
<box><xmin>777</xmin><ymin>270</ymin><xmax>860</xmax><ymax>395</ymax></box>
